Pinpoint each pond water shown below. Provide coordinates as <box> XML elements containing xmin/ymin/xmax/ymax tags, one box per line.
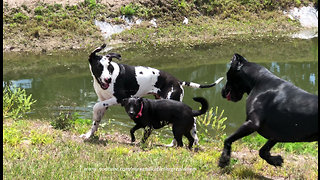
<box><xmin>3</xmin><ymin>37</ymin><xmax>318</xmax><ymax>136</ymax></box>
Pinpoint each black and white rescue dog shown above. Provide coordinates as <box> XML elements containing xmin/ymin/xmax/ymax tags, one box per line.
<box><xmin>219</xmin><ymin>54</ymin><xmax>318</xmax><ymax>168</ymax></box>
<box><xmin>121</xmin><ymin>97</ymin><xmax>208</xmax><ymax>149</ymax></box>
<box><xmin>80</xmin><ymin>44</ymin><xmax>223</xmax><ymax>146</ymax></box>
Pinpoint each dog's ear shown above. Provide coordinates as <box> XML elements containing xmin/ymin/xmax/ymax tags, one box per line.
<box><xmin>232</xmin><ymin>53</ymin><xmax>246</xmax><ymax>71</ymax></box>
<box><xmin>138</xmin><ymin>97</ymin><xmax>143</xmax><ymax>104</ymax></box>
<box><xmin>106</xmin><ymin>53</ymin><xmax>121</xmax><ymax>61</ymax></box>
<box><xmin>120</xmin><ymin>98</ymin><xmax>128</xmax><ymax>107</ymax></box>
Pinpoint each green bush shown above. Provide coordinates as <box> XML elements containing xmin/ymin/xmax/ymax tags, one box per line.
<box><xmin>3</xmin><ymin>86</ymin><xmax>37</xmax><ymax>119</ymax></box>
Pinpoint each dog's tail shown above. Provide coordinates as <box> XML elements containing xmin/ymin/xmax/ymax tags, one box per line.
<box><xmin>181</xmin><ymin>77</ymin><xmax>224</xmax><ymax>89</ymax></box>
<box><xmin>192</xmin><ymin>97</ymin><xmax>209</xmax><ymax>117</ymax></box>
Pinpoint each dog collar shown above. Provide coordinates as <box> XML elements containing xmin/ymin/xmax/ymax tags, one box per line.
<box><xmin>136</xmin><ymin>102</ymin><xmax>143</xmax><ymax>118</ymax></box>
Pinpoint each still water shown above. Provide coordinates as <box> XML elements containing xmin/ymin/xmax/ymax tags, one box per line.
<box><xmin>3</xmin><ymin>38</ymin><xmax>318</xmax><ymax>136</ymax></box>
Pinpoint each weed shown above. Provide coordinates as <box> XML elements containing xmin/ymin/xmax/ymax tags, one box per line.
<box><xmin>30</xmin><ymin>130</ymin><xmax>54</xmax><ymax>145</ymax></box>
<box><xmin>3</xmin><ymin>85</ymin><xmax>37</xmax><ymax>120</ymax></box>
<box><xmin>196</xmin><ymin>106</ymin><xmax>227</xmax><ymax>141</ymax></box>
<box><xmin>34</xmin><ymin>6</ymin><xmax>47</xmax><ymax>16</ymax></box>
<box><xmin>84</xmin><ymin>0</ymin><xmax>97</xmax><ymax>9</ymax></box>
<box><xmin>50</xmin><ymin>111</ymin><xmax>75</xmax><ymax>131</ymax></box>
<box><xmin>35</xmin><ymin>15</ymin><xmax>43</xmax><ymax>21</ymax></box>
<box><xmin>13</xmin><ymin>12</ymin><xmax>29</xmax><ymax>23</ymax></box>
<box><xmin>120</xmin><ymin>3</ymin><xmax>136</xmax><ymax>16</ymax></box>
<box><xmin>3</xmin><ymin>126</ymin><xmax>23</xmax><ymax>146</ymax></box>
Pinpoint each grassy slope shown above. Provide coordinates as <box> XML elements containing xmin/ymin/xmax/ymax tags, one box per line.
<box><xmin>3</xmin><ymin>0</ymin><xmax>317</xmax><ymax>52</ymax></box>
<box><xmin>3</xmin><ymin>118</ymin><xmax>318</xmax><ymax>179</ymax></box>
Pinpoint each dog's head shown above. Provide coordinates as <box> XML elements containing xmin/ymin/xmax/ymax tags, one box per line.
<box><xmin>221</xmin><ymin>53</ymin><xmax>251</xmax><ymax>102</ymax></box>
<box><xmin>121</xmin><ymin>97</ymin><xmax>144</xmax><ymax>119</ymax></box>
<box><xmin>88</xmin><ymin>44</ymin><xmax>121</xmax><ymax>90</ymax></box>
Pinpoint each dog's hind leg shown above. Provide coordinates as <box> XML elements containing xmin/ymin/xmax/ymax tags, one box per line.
<box><xmin>164</xmin><ymin>123</ymin><xmax>177</xmax><ymax>147</ymax></box>
<box><xmin>190</xmin><ymin>121</ymin><xmax>199</xmax><ymax>151</ymax></box>
<box><xmin>141</xmin><ymin>126</ymin><xmax>153</xmax><ymax>144</ymax></box>
<box><xmin>172</xmin><ymin>126</ymin><xmax>184</xmax><ymax>147</ymax></box>
<box><xmin>184</xmin><ymin>132</ymin><xmax>195</xmax><ymax>149</ymax></box>
<box><xmin>80</xmin><ymin>97</ymin><xmax>118</xmax><ymax>139</ymax></box>
<box><xmin>218</xmin><ymin>120</ymin><xmax>258</xmax><ymax>168</ymax></box>
<box><xmin>259</xmin><ymin>140</ymin><xmax>283</xmax><ymax>166</ymax></box>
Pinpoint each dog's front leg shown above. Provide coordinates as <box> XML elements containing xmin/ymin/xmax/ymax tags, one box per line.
<box><xmin>259</xmin><ymin>140</ymin><xmax>283</xmax><ymax>166</ymax></box>
<box><xmin>141</xmin><ymin>126</ymin><xmax>153</xmax><ymax>144</ymax></box>
<box><xmin>130</xmin><ymin>124</ymin><xmax>143</xmax><ymax>143</ymax></box>
<box><xmin>218</xmin><ymin>120</ymin><xmax>258</xmax><ymax>168</ymax></box>
<box><xmin>80</xmin><ymin>98</ymin><xmax>118</xmax><ymax>139</ymax></box>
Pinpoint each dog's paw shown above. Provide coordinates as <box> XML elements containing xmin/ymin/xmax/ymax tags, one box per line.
<box><xmin>218</xmin><ymin>155</ymin><xmax>230</xmax><ymax>168</ymax></box>
<box><xmin>194</xmin><ymin>147</ymin><xmax>199</xmax><ymax>152</ymax></box>
<box><xmin>165</xmin><ymin>139</ymin><xmax>177</xmax><ymax>147</ymax></box>
<box><xmin>80</xmin><ymin>132</ymin><xmax>92</xmax><ymax>140</ymax></box>
<box><xmin>268</xmin><ymin>155</ymin><xmax>284</xmax><ymax>167</ymax></box>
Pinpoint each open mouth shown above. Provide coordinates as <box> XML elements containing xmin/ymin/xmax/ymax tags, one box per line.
<box><xmin>100</xmin><ymin>78</ymin><xmax>111</xmax><ymax>90</ymax></box>
<box><xmin>226</xmin><ymin>91</ymin><xmax>231</xmax><ymax>101</ymax></box>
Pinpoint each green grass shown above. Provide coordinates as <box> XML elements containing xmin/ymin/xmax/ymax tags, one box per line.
<box><xmin>242</xmin><ymin>133</ymin><xmax>318</xmax><ymax>156</ymax></box>
<box><xmin>3</xmin><ymin>118</ymin><xmax>318</xmax><ymax>179</ymax></box>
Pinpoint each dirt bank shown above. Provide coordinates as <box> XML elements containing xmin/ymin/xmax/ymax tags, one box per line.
<box><xmin>3</xmin><ymin>0</ymin><xmax>316</xmax><ymax>53</ymax></box>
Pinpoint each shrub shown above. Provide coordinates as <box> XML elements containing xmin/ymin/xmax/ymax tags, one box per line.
<box><xmin>3</xmin><ymin>86</ymin><xmax>37</xmax><ymax>119</ymax></box>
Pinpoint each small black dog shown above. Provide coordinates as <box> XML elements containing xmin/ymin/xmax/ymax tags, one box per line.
<box><xmin>121</xmin><ymin>97</ymin><xmax>208</xmax><ymax>149</ymax></box>
<box><xmin>219</xmin><ymin>54</ymin><xmax>318</xmax><ymax>168</ymax></box>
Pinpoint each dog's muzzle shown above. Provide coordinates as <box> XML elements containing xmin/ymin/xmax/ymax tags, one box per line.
<box><xmin>101</xmin><ymin>78</ymin><xmax>111</xmax><ymax>90</ymax></box>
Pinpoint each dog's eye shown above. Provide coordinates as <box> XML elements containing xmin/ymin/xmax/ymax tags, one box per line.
<box><xmin>107</xmin><ymin>63</ymin><xmax>114</xmax><ymax>74</ymax></box>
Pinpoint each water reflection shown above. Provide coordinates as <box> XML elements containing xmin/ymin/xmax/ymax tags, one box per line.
<box><xmin>3</xmin><ymin>61</ymin><xmax>317</xmax><ymax>135</ymax></box>
<box><xmin>3</xmin><ymin>38</ymin><xmax>318</xmax><ymax>135</ymax></box>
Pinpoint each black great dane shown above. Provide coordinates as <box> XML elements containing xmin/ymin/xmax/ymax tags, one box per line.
<box><xmin>219</xmin><ymin>54</ymin><xmax>318</xmax><ymax>168</ymax></box>
<box><xmin>80</xmin><ymin>44</ymin><xmax>223</xmax><ymax>147</ymax></box>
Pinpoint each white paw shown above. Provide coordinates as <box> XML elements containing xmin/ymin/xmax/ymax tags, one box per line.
<box><xmin>79</xmin><ymin>132</ymin><xmax>92</xmax><ymax>139</ymax></box>
<box><xmin>165</xmin><ymin>139</ymin><xmax>177</xmax><ymax>147</ymax></box>
<box><xmin>164</xmin><ymin>143</ymin><xmax>175</xmax><ymax>147</ymax></box>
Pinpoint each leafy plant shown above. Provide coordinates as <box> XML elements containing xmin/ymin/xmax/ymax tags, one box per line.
<box><xmin>120</xmin><ymin>3</ymin><xmax>137</xmax><ymax>16</ymax></box>
<box><xmin>3</xmin><ymin>86</ymin><xmax>37</xmax><ymax>119</ymax></box>
<box><xmin>196</xmin><ymin>106</ymin><xmax>227</xmax><ymax>141</ymax></box>
<box><xmin>3</xmin><ymin>126</ymin><xmax>23</xmax><ymax>146</ymax></box>
<box><xmin>51</xmin><ymin>111</ymin><xmax>92</xmax><ymax>131</ymax></box>
<box><xmin>84</xmin><ymin>0</ymin><xmax>97</xmax><ymax>9</ymax></box>
<box><xmin>30</xmin><ymin>130</ymin><xmax>54</xmax><ymax>145</ymax></box>
<box><xmin>13</xmin><ymin>12</ymin><xmax>29</xmax><ymax>23</ymax></box>
<box><xmin>51</xmin><ymin>111</ymin><xmax>75</xmax><ymax>131</ymax></box>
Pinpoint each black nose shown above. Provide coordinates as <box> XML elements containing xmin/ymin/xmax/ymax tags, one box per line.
<box><xmin>129</xmin><ymin>112</ymin><xmax>134</xmax><ymax>116</ymax></box>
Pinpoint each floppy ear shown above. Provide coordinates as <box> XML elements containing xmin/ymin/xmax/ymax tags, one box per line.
<box><xmin>120</xmin><ymin>98</ymin><xmax>128</xmax><ymax>107</ymax></box>
<box><xmin>231</xmin><ymin>53</ymin><xmax>246</xmax><ymax>71</ymax></box>
<box><xmin>106</xmin><ymin>53</ymin><xmax>121</xmax><ymax>61</ymax></box>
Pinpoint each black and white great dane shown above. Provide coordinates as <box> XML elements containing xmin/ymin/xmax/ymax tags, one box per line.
<box><xmin>219</xmin><ymin>54</ymin><xmax>318</xmax><ymax>168</ymax></box>
<box><xmin>80</xmin><ymin>44</ymin><xmax>223</xmax><ymax>146</ymax></box>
